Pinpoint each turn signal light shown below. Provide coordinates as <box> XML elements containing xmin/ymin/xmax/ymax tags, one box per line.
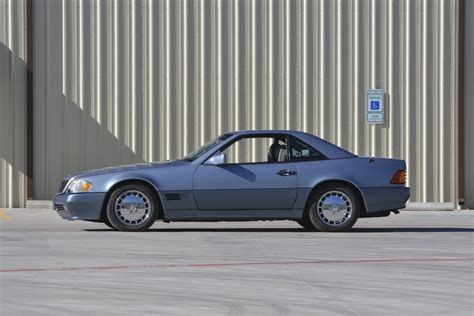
<box><xmin>82</xmin><ymin>181</ymin><xmax>93</xmax><ymax>192</ymax></box>
<box><xmin>391</xmin><ymin>170</ymin><xmax>407</xmax><ymax>185</ymax></box>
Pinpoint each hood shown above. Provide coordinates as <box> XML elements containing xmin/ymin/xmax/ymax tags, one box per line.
<box><xmin>66</xmin><ymin>160</ymin><xmax>184</xmax><ymax>179</ymax></box>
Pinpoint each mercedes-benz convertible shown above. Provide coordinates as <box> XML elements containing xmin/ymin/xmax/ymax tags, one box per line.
<box><xmin>54</xmin><ymin>130</ymin><xmax>410</xmax><ymax>232</ymax></box>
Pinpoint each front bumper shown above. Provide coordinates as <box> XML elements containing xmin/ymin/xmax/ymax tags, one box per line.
<box><xmin>53</xmin><ymin>192</ymin><xmax>107</xmax><ymax>221</ymax></box>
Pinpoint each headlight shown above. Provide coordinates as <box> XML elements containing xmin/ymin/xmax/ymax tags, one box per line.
<box><xmin>67</xmin><ymin>179</ymin><xmax>93</xmax><ymax>193</ymax></box>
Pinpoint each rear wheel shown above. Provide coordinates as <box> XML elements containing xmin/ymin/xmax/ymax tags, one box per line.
<box><xmin>103</xmin><ymin>219</ymin><xmax>114</xmax><ymax>229</ymax></box>
<box><xmin>306</xmin><ymin>184</ymin><xmax>360</xmax><ymax>232</ymax></box>
<box><xmin>105</xmin><ymin>184</ymin><xmax>159</xmax><ymax>231</ymax></box>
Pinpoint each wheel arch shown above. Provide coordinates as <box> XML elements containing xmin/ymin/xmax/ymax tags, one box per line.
<box><xmin>100</xmin><ymin>179</ymin><xmax>164</xmax><ymax>222</ymax></box>
<box><xmin>304</xmin><ymin>179</ymin><xmax>368</xmax><ymax>217</ymax></box>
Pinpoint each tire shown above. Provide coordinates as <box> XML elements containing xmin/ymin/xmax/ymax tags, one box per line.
<box><xmin>105</xmin><ymin>184</ymin><xmax>159</xmax><ymax>232</ymax></box>
<box><xmin>296</xmin><ymin>219</ymin><xmax>315</xmax><ymax>230</ymax></box>
<box><xmin>103</xmin><ymin>218</ymin><xmax>115</xmax><ymax>229</ymax></box>
<box><xmin>306</xmin><ymin>184</ymin><xmax>360</xmax><ymax>232</ymax></box>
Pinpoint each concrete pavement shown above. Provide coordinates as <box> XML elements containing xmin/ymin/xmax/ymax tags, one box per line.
<box><xmin>0</xmin><ymin>210</ymin><xmax>473</xmax><ymax>315</ymax></box>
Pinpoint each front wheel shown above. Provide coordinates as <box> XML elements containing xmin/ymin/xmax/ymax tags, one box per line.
<box><xmin>296</xmin><ymin>219</ymin><xmax>315</xmax><ymax>230</ymax></box>
<box><xmin>306</xmin><ymin>184</ymin><xmax>360</xmax><ymax>232</ymax></box>
<box><xmin>105</xmin><ymin>184</ymin><xmax>159</xmax><ymax>231</ymax></box>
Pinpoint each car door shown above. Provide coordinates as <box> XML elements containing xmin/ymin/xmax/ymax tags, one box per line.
<box><xmin>193</xmin><ymin>135</ymin><xmax>298</xmax><ymax>210</ymax></box>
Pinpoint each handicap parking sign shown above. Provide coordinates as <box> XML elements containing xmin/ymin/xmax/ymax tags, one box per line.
<box><xmin>367</xmin><ymin>89</ymin><xmax>384</xmax><ymax>124</ymax></box>
<box><xmin>370</xmin><ymin>101</ymin><xmax>380</xmax><ymax>110</ymax></box>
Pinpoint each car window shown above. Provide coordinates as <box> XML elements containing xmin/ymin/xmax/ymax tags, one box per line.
<box><xmin>289</xmin><ymin>136</ymin><xmax>325</xmax><ymax>161</ymax></box>
<box><xmin>221</xmin><ymin>136</ymin><xmax>288</xmax><ymax>164</ymax></box>
<box><xmin>182</xmin><ymin>133</ymin><xmax>233</xmax><ymax>161</ymax></box>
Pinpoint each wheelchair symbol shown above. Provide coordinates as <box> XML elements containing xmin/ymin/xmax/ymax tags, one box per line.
<box><xmin>370</xmin><ymin>101</ymin><xmax>380</xmax><ymax>110</ymax></box>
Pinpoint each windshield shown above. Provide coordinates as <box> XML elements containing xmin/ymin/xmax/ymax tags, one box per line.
<box><xmin>182</xmin><ymin>133</ymin><xmax>233</xmax><ymax>161</ymax></box>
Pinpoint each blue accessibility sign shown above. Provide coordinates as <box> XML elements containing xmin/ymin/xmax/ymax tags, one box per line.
<box><xmin>370</xmin><ymin>101</ymin><xmax>380</xmax><ymax>110</ymax></box>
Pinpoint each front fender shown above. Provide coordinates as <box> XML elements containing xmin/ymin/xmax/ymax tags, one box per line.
<box><xmin>79</xmin><ymin>171</ymin><xmax>161</xmax><ymax>194</ymax></box>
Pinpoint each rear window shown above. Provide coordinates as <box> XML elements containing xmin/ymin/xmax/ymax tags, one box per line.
<box><xmin>289</xmin><ymin>137</ymin><xmax>326</xmax><ymax>162</ymax></box>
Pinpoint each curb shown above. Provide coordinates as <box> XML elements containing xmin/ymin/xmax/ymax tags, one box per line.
<box><xmin>26</xmin><ymin>200</ymin><xmax>52</xmax><ymax>210</ymax></box>
<box><xmin>402</xmin><ymin>202</ymin><xmax>454</xmax><ymax>211</ymax></box>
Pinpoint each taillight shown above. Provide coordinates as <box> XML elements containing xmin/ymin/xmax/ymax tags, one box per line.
<box><xmin>391</xmin><ymin>170</ymin><xmax>407</xmax><ymax>184</ymax></box>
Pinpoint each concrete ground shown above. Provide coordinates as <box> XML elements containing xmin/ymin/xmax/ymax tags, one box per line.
<box><xmin>0</xmin><ymin>210</ymin><xmax>473</xmax><ymax>315</ymax></box>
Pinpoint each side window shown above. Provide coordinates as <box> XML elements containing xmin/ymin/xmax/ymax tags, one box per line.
<box><xmin>222</xmin><ymin>136</ymin><xmax>288</xmax><ymax>164</ymax></box>
<box><xmin>289</xmin><ymin>137</ymin><xmax>325</xmax><ymax>161</ymax></box>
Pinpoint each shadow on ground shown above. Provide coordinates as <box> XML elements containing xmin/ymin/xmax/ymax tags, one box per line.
<box><xmin>83</xmin><ymin>227</ymin><xmax>474</xmax><ymax>233</ymax></box>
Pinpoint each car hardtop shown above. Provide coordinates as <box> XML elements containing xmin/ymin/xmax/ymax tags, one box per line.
<box><xmin>224</xmin><ymin>130</ymin><xmax>356</xmax><ymax>160</ymax></box>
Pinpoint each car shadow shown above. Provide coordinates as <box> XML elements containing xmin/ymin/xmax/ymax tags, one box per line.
<box><xmin>351</xmin><ymin>227</ymin><xmax>474</xmax><ymax>233</ymax></box>
<box><xmin>83</xmin><ymin>227</ymin><xmax>474</xmax><ymax>233</ymax></box>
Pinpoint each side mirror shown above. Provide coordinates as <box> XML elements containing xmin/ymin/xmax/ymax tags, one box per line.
<box><xmin>205</xmin><ymin>153</ymin><xmax>226</xmax><ymax>165</ymax></box>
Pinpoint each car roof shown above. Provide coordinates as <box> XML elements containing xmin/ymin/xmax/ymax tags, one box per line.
<box><xmin>231</xmin><ymin>129</ymin><xmax>305</xmax><ymax>136</ymax></box>
<box><xmin>227</xmin><ymin>130</ymin><xmax>356</xmax><ymax>159</ymax></box>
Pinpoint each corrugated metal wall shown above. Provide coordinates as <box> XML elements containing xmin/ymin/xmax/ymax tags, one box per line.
<box><xmin>465</xmin><ymin>0</ymin><xmax>474</xmax><ymax>209</ymax></box>
<box><xmin>33</xmin><ymin>0</ymin><xmax>460</xmax><ymax>204</ymax></box>
<box><xmin>0</xmin><ymin>0</ymin><xmax>27</xmax><ymax>208</ymax></box>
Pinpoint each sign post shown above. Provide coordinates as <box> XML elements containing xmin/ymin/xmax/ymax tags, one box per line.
<box><xmin>366</xmin><ymin>89</ymin><xmax>384</xmax><ymax>124</ymax></box>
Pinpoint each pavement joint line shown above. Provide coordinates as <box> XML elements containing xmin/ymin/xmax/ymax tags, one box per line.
<box><xmin>242</xmin><ymin>231</ymin><xmax>362</xmax><ymax>315</ymax></box>
<box><xmin>1</xmin><ymin>257</ymin><xmax>473</xmax><ymax>273</ymax></box>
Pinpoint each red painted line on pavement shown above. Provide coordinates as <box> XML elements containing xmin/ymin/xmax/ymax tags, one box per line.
<box><xmin>1</xmin><ymin>257</ymin><xmax>473</xmax><ymax>273</ymax></box>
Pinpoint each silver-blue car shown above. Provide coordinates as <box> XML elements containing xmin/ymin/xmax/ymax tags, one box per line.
<box><xmin>54</xmin><ymin>130</ymin><xmax>410</xmax><ymax>232</ymax></box>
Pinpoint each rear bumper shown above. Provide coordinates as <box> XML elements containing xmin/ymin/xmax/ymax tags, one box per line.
<box><xmin>361</xmin><ymin>187</ymin><xmax>410</xmax><ymax>213</ymax></box>
<box><xmin>53</xmin><ymin>193</ymin><xmax>106</xmax><ymax>221</ymax></box>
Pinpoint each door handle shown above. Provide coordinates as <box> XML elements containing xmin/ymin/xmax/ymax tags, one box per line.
<box><xmin>277</xmin><ymin>169</ymin><xmax>297</xmax><ymax>176</ymax></box>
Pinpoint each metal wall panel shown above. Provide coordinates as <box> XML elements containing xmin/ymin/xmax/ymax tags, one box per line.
<box><xmin>33</xmin><ymin>0</ymin><xmax>460</xmax><ymax>205</ymax></box>
<box><xmin>465</xmin><ymin>0</ymin><xmax>474</xmax><ymax>209</ymax></box>
<box><xmin>0</xmin><ymin>0</ymin><xmax>27</xmax><ymax>208</ymax></box>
